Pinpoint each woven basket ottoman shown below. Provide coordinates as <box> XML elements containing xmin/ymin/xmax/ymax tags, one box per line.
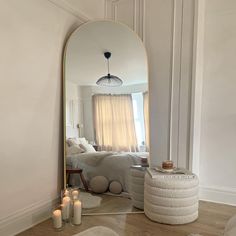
<box><xmin>144</xmin><ymin>168</ymin><xmax>199</xmax><ymax>224</ymax></box>
<box><xmin>130</xmin><ymin>165</ymin><xmax>147</xmax><ymax>210</ymax></box>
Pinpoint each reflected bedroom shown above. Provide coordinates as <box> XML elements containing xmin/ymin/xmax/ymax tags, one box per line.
<box><xmin>64</xmin><ymin>21</ymin><xmax>149</xmax><ymax>215</ymax></box>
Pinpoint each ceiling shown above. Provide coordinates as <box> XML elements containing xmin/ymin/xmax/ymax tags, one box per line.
<box><xmin>64</xmin><ymin>0</ymin><xmax>105</xmax><ymax>19</ymax></box>
<box><xmin>65</xmin><ymin>20</ymin><xmax>148</xmax><ymax>86</ymax></box>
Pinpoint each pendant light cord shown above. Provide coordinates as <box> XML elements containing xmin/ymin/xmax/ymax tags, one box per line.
<box><xmin>107</xmin><ymin>58</ymin><xmax>110</xmax><ymax>75</ymax></box>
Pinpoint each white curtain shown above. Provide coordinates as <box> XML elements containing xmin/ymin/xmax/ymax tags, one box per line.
<box><xmin>93</xmin><ymin>94</ymin><xmax>138</xmax><ymax>152</ymax></box>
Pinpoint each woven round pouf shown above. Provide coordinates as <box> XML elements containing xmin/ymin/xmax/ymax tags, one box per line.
<box><xmin>144</xmin><ymin>168</ymin><xmax>199</xmax><ymax>225</ymax></box>
<box><xmin>130</xmin><ymin>165</ymin><xmax>147</xmax><ymax>210</ymax></box>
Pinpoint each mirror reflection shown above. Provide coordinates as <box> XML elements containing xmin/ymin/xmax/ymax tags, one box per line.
<box><xmin>64</xmin><ymin>21</ymin><xmax>149</xmax><ymax>214</ymax></box>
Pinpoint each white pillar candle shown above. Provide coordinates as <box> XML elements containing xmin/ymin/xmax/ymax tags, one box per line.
<box><xmin>62</xmin><ymin>196</ymin><xmax>71</xmax><ymax>220</ymax></box>
<box><xmin>52</xmin><ymin>210</ymin><xmax>62</xmax><ymax>229</ymax></box>
<box><xmin>72</xmin><ymin>190</ymin><xmax>79</xmax><ymax>200</ymax></box>
<box><xmin>73</xmin><ymin>200</ymin><xmax>82</xmax><ymax>225</ymax></box>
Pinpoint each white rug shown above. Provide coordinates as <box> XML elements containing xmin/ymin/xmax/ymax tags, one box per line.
<box><xmin>73</xmin><ymin>226</ymin><xmax>119</xmax><ymax>236</ymax></box>
<box><xmin>79</xmin><ymin>192</ymin><xmax>102</xmax><ymax>209</ymax></box>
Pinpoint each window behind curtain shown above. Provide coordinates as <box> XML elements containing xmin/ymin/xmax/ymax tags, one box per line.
<box><xmin>143</xmin><ymin>92</ymin><xmax>149</xmax><ymax>150</ymax></box>
<box><xmin>93</xmin><ymin>94</ymin><xmax>138</xmax><ymax>152</ymax></box>
<box><xmin>132</xmin><ymin>93</ymin><xmax>146</xmax><ymax>147</ymax></box>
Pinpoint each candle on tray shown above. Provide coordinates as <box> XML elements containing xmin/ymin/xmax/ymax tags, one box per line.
<box><xmin>52</xmin><ymin>210</ymin><xmax>62</xmax><ymax>229</ymax></box>
<box><xmin>72</xmin><ymin>189</ymin><xmax>79</xmax><ymax>200</ymax></box>
<box><xmin>62</xmin><ymin>196</ymin><xmax>71</xmax><ymax>221</ymax></box>
<box><xmin>73</xmin><ymin>200</ymin><xmax>82</xmax><ymax>225</ymax></box>
<box><xmin>162</xmin><ymin>160</ymin><xmax>174</xmax><ymax>170</ymax></box>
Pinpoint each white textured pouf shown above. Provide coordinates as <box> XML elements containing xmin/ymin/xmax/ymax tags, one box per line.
<box><xmin>130</xmin><ymin>165</ymin><xmax>147</xmax><ymax>210</ymax></box>
<box><xmin>144</xmin><ymin>168</ymin><xmax>199</xmax><ymax>225</ymax></box>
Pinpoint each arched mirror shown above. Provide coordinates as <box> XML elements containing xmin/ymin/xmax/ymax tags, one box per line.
<box><xmin>64</xmin><ymin>20</ymin><xmax>149</xmax><ymax>214</ymax></box>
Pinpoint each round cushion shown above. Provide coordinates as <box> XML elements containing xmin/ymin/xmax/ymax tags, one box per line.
<box><xmin>109</xmin><ymin>181</ymin><xmax>122</xmax><ymax>194</ymax></box>
<box><xmin>90</xmin><ymin>176</ymin><xmax>109</xmax><ymax>193</ymax></box>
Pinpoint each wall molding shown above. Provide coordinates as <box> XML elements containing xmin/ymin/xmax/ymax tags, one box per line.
<box><xmin>0</xmin><ymin>197</ymin><xmax>60</xmax><ymax>236</ymax></box>
<box><xmin>169</xmin><ymin>0</ymin><xmax>195</xmax><ymax>169</ymax></box>
<box><xmin>105</xmin><ymin>0</ymin><xmax>145</xmax><ymax>40</ymax></box>
<box><xmin>47</xmin><ymin>0</ymin><xmax>90</xmax><ymax>23</ymax></box>
<box><xmin>200</xmin><ymin>186</ymin><xmax>236</xmax><ymax>206</ymax></box>
<box><xmin>169</xmin><ymin>0</ymin><xmax>183</xmax><ymax>164</ymax></box>
<box><xmin>189</xmin><ymin>0</ymin><xmax>205</xmax><ymax>175</ymax></box>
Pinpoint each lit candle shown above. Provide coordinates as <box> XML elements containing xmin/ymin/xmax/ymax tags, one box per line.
<box><xmin>52</xmin><ymin>210</ymin><xmax>62</xmax><ymax>229</ymax></box>
<box><xmin>72</xmin><ymin>189</ymin><xmax>79</xmax><ymax>200</ymax></box>
<box><xmin>73</xmin><ymin>200</ymin><xmax>82</xmax><ymax>225</ymax></box>
<box><xmin>62</xmin><ymin>196</ymin><xmax>71</xmax><ymax>220</ymax></box>
<box><xmin>64</xmin><ymin>189</ymin><xmax>70</xmax><ymax>197</ymax></box>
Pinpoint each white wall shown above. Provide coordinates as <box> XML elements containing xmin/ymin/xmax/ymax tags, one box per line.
<box><xmin>64</xmin><ymin>0</ymin><xmax>105</xmax><ymax>19</ymax></box>
<box><xmin>105</xmin><ymin>0</ymin><xmax>195</xmax><ymax>167</ymax></box>
<box><xmin>65</xmin><ymin>81</ymin><xmax>83</xmax><ymax>138</ymax></box>
<box><xmin>81</xmin><ymin>83</ymin><xmax>148</xmax><ymax>142</ymax></box>
<box><xmin>0</xmin><ymin>0</ymin><xmax>83</xmax><ymax>234</ymax></box>
<box><xmin>198</xmin><ymin>0</ymin><xmax>236</xmax><ymax>205</ymax></box>
<box><xmin>144</xmin><ymin>0</ymin><xmax>174</xmax><ymax>165</ymax></box>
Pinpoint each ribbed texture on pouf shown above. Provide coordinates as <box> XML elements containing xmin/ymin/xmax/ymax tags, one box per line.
<box><xmin>144</xmin><ymin>168</ymin><xmax>199</xmax><ymax>225</ymax></box>
<box><xmin>130</xmin><ymin>166</ymin><xmax>146</xmax><ymax>210</ymax></box>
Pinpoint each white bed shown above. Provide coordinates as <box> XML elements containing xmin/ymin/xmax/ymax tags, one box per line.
<box><xmin>66</xmin><ymin>151</ymin><xmax>148</xmax><ymax>193</ymax></box>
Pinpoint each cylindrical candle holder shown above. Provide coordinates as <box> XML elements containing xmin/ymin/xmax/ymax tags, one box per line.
<box><xmin>71</xmin><ymin>187</ymin><xmax>80</xmax><ymax>201</ymax></box>
<box><xmin>61</xmin><ymin>188</ymin><xmax>71</xmax><ymax>201</ymax></box>
<box><xmin>71</xmin><ymin>199</ymin><xmax>82</xmax><ymax>226</ymax></box>
<box><xmin>62</xmin><ymin>196</ymin><xmax>71</xmax><ymax>223</ymax></box>
<box><xmin>52</xmin><ymin>206</ymin><xmax>64</xmax><ymax>231</ymax></box>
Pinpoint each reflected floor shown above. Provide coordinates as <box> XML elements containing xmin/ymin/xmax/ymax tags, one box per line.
<box><xmin>82</xmin><ymin>192</ymin><xmax>143</xmax><ymax>214</ymax></box>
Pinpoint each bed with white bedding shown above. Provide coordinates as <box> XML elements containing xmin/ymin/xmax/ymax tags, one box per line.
<box><xmin>66</xmin><ymin>151</ymin><xmax>148</xmax><ymax>193</ymax></box>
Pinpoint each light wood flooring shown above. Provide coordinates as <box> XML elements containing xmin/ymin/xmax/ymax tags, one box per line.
<box><xmin>82</xmin><ymin>193</ymin><xmax>142</xmax><ymax>214</ymax></box>
<box><xmin>18</xmin><ymin>201</ymin><xmax>236</xmax><ymax>236</ymax></box>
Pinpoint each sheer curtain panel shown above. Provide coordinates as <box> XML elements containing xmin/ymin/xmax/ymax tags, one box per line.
<box><xmin>93</xmin><ymin>94</ymin><xmax>138</xmax><ymax>152</ymax></box>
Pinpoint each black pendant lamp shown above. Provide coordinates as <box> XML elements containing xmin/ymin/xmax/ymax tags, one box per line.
<box><xmin>96</xmin><ymin>52</ymin><xmax>123</xmax><ymax>87</ymax></box>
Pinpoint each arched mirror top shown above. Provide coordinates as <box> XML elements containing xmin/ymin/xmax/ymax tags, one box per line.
<box><xmin>65</xmin><ymin>20</ymin><xmax>148</xmax><ymax>86</ymax></box>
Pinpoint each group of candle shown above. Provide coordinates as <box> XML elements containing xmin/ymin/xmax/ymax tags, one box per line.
<box><xmin>52</xmin><ymin>188</ymin><xmax>82</xmax><ymax>230</ymax></box>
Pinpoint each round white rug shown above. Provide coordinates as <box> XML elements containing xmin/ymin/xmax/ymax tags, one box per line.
<box><xmin>72</xmin><ymin>226</ymin><xmax>119</xmax><ymax>236</ymax></box>
<box><xmin>79</xmin><ymin>192</ymin><xmax>102</xmax><ymax>209</ymax></box>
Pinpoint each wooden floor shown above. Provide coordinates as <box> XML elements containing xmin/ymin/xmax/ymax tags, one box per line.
<box><xmin>18</xmin><ymin>201</ymin><xmax>236</xmax><ymax>236</ymax></box>
<box><xmin>83</xmin><ymin>193</ymin><xmax>142</xmax><ymax>214</ymax></box>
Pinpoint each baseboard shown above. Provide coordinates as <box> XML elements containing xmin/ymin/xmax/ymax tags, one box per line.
<box><xmin>0</xmin><ymin>197</ymin><xmax>60</xmax><ymax>236</ymax></box>
<box><xmin>199</xmin><ymin>185</ymin><xmax>236</xmax><ymax>206</ymax></box>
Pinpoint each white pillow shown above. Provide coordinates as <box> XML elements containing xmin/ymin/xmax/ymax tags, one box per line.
<box><xmin>79</xmin><ymin>143</ymin><xmax>96</xmax><ymax>153</ymax></box>
<box><xmin>67</xmin><ymin>137</ymin><xmax>88</xmax><ymax>147</ymax></box>
<box><xmin>76</xmin><ymin>137</ymin><xmax>88</xmax><ymax>146</ymax></box>
<box><xmin>66</xmin><ymin>145</ymin><xmax>85</xmax><ymax>155</ymax></box>
<box><xmin>66</xmin><ymin>138</ymin><xmax>77</xmax><ymax>146</ymax></box>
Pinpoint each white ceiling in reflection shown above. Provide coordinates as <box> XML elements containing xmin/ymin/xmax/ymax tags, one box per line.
<box><xmin>65</xmin><ymin>20</ymin><xmax>148</xmax><ymax>86</ymax></box>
